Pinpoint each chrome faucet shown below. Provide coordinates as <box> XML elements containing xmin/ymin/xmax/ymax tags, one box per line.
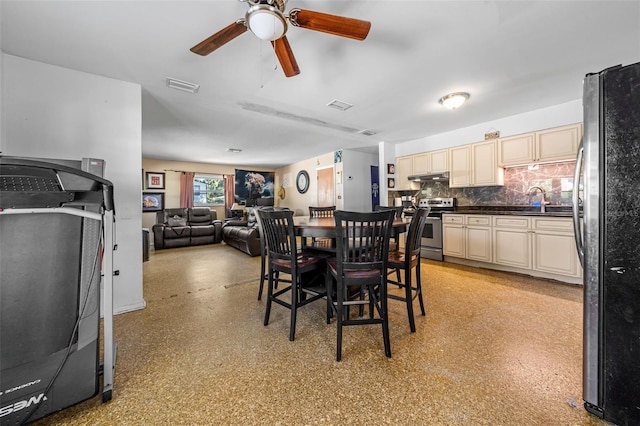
<box><xmin>526</xmin><ymin>186</ymin><xmax>550</xmax><ymax>212</ymax></box>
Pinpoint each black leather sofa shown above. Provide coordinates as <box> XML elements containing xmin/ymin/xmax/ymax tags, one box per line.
<box><xmin>152</xmin><ymin>207</ymin><xmax>223</xmax><ymax>249</ymax></box>
<box><xmin>221</xmin><ymin>207</ymin><xmax>262</xmax><ymax>256</ymax></box>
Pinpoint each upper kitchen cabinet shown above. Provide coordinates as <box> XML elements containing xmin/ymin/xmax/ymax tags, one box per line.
<box><xmin>498</xmin><ymin>123</ymin><xmax>582</xmax><ymax>166</ymax></box>
<box><xmin>450</xmin><ymin>140</ymin><xmax>504</xmax><ymax>188</ymax></box>
<box><xmin>411</xmin><ymin>149</ymin><xmax>449</xmax><ymax>175</ymax></box>
<box><xmin>395</xmin><ymin>155</ymin><xmax>417</xmax><ymax>190</ymax></box>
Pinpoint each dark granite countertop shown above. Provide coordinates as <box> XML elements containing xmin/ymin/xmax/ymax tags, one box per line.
<box><xmin>451</xmin><ymin>205</ymin><xmax>575</xmax><ymax>217</ymax></box>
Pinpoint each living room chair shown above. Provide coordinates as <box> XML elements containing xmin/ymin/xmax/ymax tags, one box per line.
<box><xmin>325</xmin><ymin>209</ymin><xmax>395</xmax><ymax>361</ymax></box>
<box><xmin>386</xmin><ymin>207</ymin><xmax>430</xmax><ymax>333</ymax></box>
<box><xmin>258</xmin><ymin>209</ymin><xmax>327</xmax><ymax>341</ymax></box>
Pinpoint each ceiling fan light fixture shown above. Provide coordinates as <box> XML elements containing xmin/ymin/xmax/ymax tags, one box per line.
<box><xmin>246</xmin><ymin>5</ymin><xmax>287</xmax><ymax>41</ymax></box>
<box><xmin>439</xmin><ymin>92</ymin><xmax>470</xmax><ymax>110</ymax></box>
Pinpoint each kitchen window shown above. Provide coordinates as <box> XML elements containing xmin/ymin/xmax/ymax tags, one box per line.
<box><xmin>193</xmin><ymin>174</ymin><xmax>224</xmax><ymax>206</ymax></box>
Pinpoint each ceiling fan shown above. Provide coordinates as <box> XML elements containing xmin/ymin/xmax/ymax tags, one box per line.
<box><xmin>190</xmin><ymin>0</ymin><xmax>371</xmax><ymax>77</ymax></box>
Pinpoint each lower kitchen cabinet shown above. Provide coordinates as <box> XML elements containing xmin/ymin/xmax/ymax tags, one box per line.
<box><xmin>443</xmin><ymin>214</ymin><xmax>492</xmax><ymax>262</ymax></box>
<box><xmin>531</xmin><ymin>217</ymin><xmax>581</xmax><ymax>277</ymax></box>
<box><xmin>443</xmin><ymin>214</ymin><xmax>582</xmax><ymax>284</ymax></box>
<box><xmin>493</xmin><ymin>216</ymin><xmax>531</xmax><ymax>269</ymax></box>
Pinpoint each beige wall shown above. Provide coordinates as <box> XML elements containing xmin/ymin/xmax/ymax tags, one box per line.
<box><xmin>274</xmin><ymin>152</ymin><xmax>334</xmax><ymax>216</ymax></box>
<box><xmin>142</xmin><ymin>158</ymin><xmax>275</xmax><ymax>230</ymax></box>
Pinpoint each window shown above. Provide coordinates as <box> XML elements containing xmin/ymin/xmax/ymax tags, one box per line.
<box><xmin>193</xmin><ymin>174</ymin><xmax>224</xmax><ymax>206</ymax></box>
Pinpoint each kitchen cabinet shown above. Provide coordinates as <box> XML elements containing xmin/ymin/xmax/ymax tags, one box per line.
<box><xmin>498</xmin><ymin>123</ymin><xmax>582</xmax><ymax>166</ymax></box>
<box><xmin>395</xmin><ymin>155</ymin><xmax>416</xmax><ymax>190</ymax></box>
<box><xmin>411</xmin><ymin>149</ymin><xmax>449</xmax><ymax>175</ymax></box>
<box><xmin>443</xmin><ymin>213</ymin><xmax>581</xmax><ymax>284</ymax></box>
<box><xmin>531</xmin><ymin>217</ymin><xmax>581</xmax><ymax>278</ymax></box>
<box><xmin>449</xmin><ymin>145</ymin><xmax>471</xmax><ymax>187</ymax></box>
<box><xmin>396</xmin><ymin>149</ymin><xmax>449</xmax><ymax>190</ymax></box>
<box><xmin>493</xmin><ymin>216</ymin><xmax>531</xmax><ymax>269</ymax></box>
<box><xmin>412</xmin><ymin>149</ymin><xmax>449</xmax><ymax>175</ymax></box>
<box><xmin>443</xmin><ymin>214</ymin><xmax>492</xmax><ymax>262</ymax></box>
<box><xmin>449</xmin><ymin>140</ymin><xmax>504</xmax><ymax>188</ymax></box>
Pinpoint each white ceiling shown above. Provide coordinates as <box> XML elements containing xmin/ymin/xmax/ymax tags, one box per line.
<box><xmin>2</xmin><ymin>1</ymin><xmax>639</xmax><ymax>168</ymax></box>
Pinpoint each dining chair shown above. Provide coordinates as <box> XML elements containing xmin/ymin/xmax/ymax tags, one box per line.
<box><xmin>386</xmin><ymin>207</ymin><xmax>430</xmax><ymax>332</ymax></box>
<box><xmin>374</xmin><ymin>205</ymin><xmax>404</xmax><ymax>250</ymax></box>
<box><xmin>253</xmin><ymin>206</ymin><xmax>273</xmax><ymax>301</ymax></box>
<box><xmin>325</xmin><ymin>209</ymin><xmax>395</xmax><ymax>361</ymax></box>
<box><xmin>258</xmin><ymin>209</ymin><xmax>327</xmax><ymax>341</ymax></box>
<box><xmin>307</xmin><ymin>206</ymin><xmax>336</xmax><ymax>251</ymax></box>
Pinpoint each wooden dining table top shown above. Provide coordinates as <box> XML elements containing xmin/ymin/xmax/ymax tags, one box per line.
<box><xmin>293</xmin><ymin>215</ymin><xmax>411</xmax><ymax>238</ymax></box>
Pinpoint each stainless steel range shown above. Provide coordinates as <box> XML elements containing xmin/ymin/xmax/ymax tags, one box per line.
<box><xmin>417</xmin><ymin>197</ymin><xmax>456</xmax><ymax>261</ymax></box>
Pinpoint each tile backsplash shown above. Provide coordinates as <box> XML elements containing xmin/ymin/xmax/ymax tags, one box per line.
<box><xmin>393</xmin><ymin>161</ymin><xmax>578</xmax><ymax>207</ymax></box>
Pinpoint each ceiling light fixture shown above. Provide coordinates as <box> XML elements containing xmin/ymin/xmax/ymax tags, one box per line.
<box><xmin>438</xmin><ymin>92</ymin><xmax>470</xmax><ymax>110</ymax></box>
<box><xmin>226</xmin><ymin>148</ymin><xmax>243</xmax><ymax>153</ymax></box>
<box><xmin>245</xmin><ymin>1</ymin><xmax>287</xmax><ymax>41</ymax></box>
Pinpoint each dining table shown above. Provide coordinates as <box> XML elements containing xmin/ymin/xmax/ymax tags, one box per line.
<box><xmin>293</xmin><ymin>215</ymin><xmax>411</xmax><ymax>243</ymax></box>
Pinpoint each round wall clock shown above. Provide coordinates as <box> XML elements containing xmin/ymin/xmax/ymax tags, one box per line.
<box><xmin>296</xmin><ymin>170</ymin><xmax>309</xmax><ymax>194</ymax></box>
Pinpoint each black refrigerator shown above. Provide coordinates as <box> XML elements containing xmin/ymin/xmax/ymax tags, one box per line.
<box><xmin>574</xmin><ymin>61</ymin><xmax>640</xmax><ymax>425</ymax></box>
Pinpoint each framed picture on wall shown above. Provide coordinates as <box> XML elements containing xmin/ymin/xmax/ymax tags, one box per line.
<box><xmin>142</xmin><ymin>192</ymin><xmax>164</xmax><ymax>212</ymax></box>
<box><xmin>387</xmin><ymin>163</ymin><xmax>395</xmax><ymax>175</ymax></box>
<box><xmin>387</xmin><ymin>178</ymin><xmax>396</xmax><ymax>189</ymax></box>
<box><xmin>145</xmin><ymin>172</ymin><xmax>165</xmax><ymax>190</ymax></box>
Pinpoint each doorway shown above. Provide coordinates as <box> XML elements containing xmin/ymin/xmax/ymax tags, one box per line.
<box><xmin>317</xmin><ymin>167</ymin><xmax>334</xmax><ymax>206</ymax></box>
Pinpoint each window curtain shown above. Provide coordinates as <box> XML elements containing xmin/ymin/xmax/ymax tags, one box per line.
<box><xmin>179</xmin><ymin>172</ymin><xmax>195</xmax><ymax>208</ymax></box>
<box><xmin>224</xmin><ymin>174</ymin><xmax>235</xmax><ymax>209</ymax></box>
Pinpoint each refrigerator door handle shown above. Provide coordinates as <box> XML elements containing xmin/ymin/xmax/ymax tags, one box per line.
<box><xmin>573</xmin><ymin>138</ymin><xmax>584</xmax><ymax>267</ymax></box>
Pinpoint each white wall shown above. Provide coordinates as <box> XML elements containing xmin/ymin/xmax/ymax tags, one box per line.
<box><xmin>395</xmin><ymin>100</ymin><xmax>583</xmax><ymax>157</ymax></box>
<box><xmin>341</xmin><ymin>149</ymin><xmax>378</xmax><ymax>211</ymax></box>
<box><xmin>2</xmin><ymin>54</ymin><xmax>145</xmax><ymax>314</ymax></box>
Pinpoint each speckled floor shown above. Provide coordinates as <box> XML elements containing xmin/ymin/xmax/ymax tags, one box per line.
<box><xmin>34</xmin><ymin>243</ymin><xmax>607</xmax><ymax>425</ymax></box>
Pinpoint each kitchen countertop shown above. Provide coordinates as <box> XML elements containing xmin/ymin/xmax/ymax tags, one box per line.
<box><xmin>450</xmin><ymin>205</ymin><xmax>575</xmax><ymax>217</ymax></box>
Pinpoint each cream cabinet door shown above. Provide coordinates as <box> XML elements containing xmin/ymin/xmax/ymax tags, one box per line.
<box><xmin>443</xmin><ymin>224</ymin><xmax>465</xmax><ymax>257</ymax></box>
<box><xmin>466</xmin><ymin>226</ymin><xmax>492</xmax><ymax>262</ymax></box>
<box><xmin>493</xmin><ymin>216</ymin><xmax>531</xmax><ymax>269</ymax></box>
<box><xmin>395</xmin><ymin>156</ymin><xmax>414</xmax><ymax>190</ymax></box>
<box><xmin>531</xmin><ymin>217</ymin><xmax>581</xmax><ymax>277</ymax></box>
<box><xmin>498</xmin><ymin>133</ymin><xmax>535</xmax><ymax>166</ymax></box>
<box><xmin>472</xmin><ymin>140</ymin><xmax>504</xmax><ymax>186</ymax></box>
<box><xmin>536</xmin><ymin>123</ymin><xmax>582</xmax><ymax>163</ymax></box>
<box><xmin>443</xmin><ymin>215</ymin><xmax>465</xmax><ymax>257</ymax></box>
<box><xmin>449</xmin><ymin>145</ymin><xmax>471</xmax><ymax>188</ymax></box>
<box><xmin>493</xmin><ymin>227</ymin><xmax>531</xmax><ymax>269</ymax></box>
<box><xmin>411</xmin><ymin>152</ymin><xmax>430</xmax><ymax>175</ymax></box>
<box><xmin>430</xmin><ymin>149</ymin><xmax>449</xmax><ymax>173</ymax></box>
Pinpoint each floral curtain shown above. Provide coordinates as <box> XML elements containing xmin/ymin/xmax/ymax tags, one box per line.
<box><xmin>179</xmin><ymin>172</ymin><xmax>195</xmax><ymax>208</ymax></box>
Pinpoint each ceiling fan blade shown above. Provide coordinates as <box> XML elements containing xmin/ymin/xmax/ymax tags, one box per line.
<box><xmin>271</xmin><ymin>36</ymin><xmax>300</xmax><ymax>78</ymax></box>
<box><xmin>289</xmin><ymin>9</ymin><xmax>371</xmax><ymax>41</ymax></box>
<box><xmin>190</xmin><ymin>21</ymin><xmax>247</xmax><ymax>56</ymax></box>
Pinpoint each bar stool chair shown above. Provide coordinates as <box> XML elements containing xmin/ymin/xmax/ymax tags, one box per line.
<box><xmin>256</xmin><ymin>206</ymin><xmax>292</xmax><ymax>300</ymax></box>
<box><xmin>386</xmin><ymin>207</ymin><xmax>430</xmax><ymax>332</ymax></box>
<box><xmin>374</xmin><ymin>205</ymin><xmax>404</xmax><ymax>250</ymax></box>
<box><xmin>307</xmin><ymin>206</ymin><xmax>336</xmax><ymax>251</ymax></box>
<box><xmin>325</xmin><ymin>209</ymin><xmax>395</xmax><ymax>361</ymax></box>
<box><xmin>258</xmin><ymin>209</ymin><xmax>327</xmax><ymax>341</ymax></box>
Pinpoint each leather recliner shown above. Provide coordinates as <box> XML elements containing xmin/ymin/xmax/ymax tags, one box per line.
<box><xmin>221</xmin><ymin>207</ymin><xmax>262</xmax><ymax>256</ymax></box>
<box><xmin>152</xmin><ymin>207</ymin><xmax>222</xmax><ymax>249</ymax></box>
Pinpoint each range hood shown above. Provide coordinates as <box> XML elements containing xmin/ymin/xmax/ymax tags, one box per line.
<box><xmin>407</xmin><ymin>172</ymin><xmax>450</xmax><ymax>182</ymax></box>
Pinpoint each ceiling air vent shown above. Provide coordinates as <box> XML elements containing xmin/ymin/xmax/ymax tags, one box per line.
<box><xmin>165</xmin><ymin>77</ymin><xmax>200</xmax><ymax>94</ymax></box>
<box><xmin>357</xmin><ymin>129</ymin><xmax>377</xmax><ymax>136</ymax></box>
<box><xmin>326</xmin><ymin>99</ymin><xmax>353</xmax><ymax>111</ymax></box>
<box><xmin>226</xmin><ymin>148</ymin><xmax>242</xmax><ymax>153</ymax></box>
